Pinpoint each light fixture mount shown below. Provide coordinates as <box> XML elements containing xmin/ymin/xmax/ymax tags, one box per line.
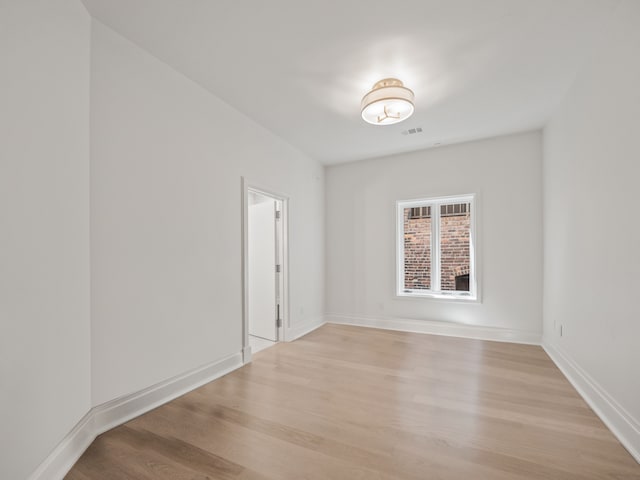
<box><xmin>361</xmin><ymin>78</ymin><xmax>415</xmax><ymax>126</ymax></box>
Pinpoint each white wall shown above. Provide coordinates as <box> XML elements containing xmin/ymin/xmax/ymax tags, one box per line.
<box><xmin>326</xmin><ymin>132</ymin><xmax>542</xmax><ymax>338</ymax></box>
<box><xmin>90</xmin><ymin>20</ymin><xmax>324</xmax><ymax>405</ymax></box>
<box><xmin>543</xmin><ymin>0</ymin><xmax>640</xmax><ymax>457</ymax></box>
<box><xmin>0</xmin><ymin>1</ymin><xmax>91</xmax><ymax>479</ymax></box>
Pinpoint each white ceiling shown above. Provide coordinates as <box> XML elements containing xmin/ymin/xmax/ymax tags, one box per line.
<box><xmin>82</xmin><ymin>0</ymin><xmax>619</xmax><ymax>164</ymax></box>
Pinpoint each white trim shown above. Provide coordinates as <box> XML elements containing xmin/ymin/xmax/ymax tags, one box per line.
<box><xmin>395</xmin><ymin>290</ymin><xmax>479</xmax><ymax>303</ymax></box>
<box><xmin>28</xmin><ymin>352</ymin><xmax>243</xmax><ymax>480</ymax></box>
<box><xmin>241</xmin><ymin>178</ymin><xmax>250</xmax><ymax>358</ymax></box>
<box><xmin>397</xmin><ymin>193</ymin><xmax>475</xmax><ymax>208</ymax></box>
<box><xmin>396</xmin><ymin>193</ymin><xmax>478</xmax><ymax>301</ymax></box>
<box><xmin>242</xmin><ymin>345</ymin><xmax>253</xmax><ymax>364</ymax></box>
<box><xmin>26</xmin><ymin>412</ymin><xmax>96</xmax><ymax>480</ymax></box>
<box><xmin>542</xmin><ymin>342</ymin><xmax>640</xmax><ymax>464</ymax></box>
<box><xmin>326</xmin><ymin>313</ymin><xmax>541</xmax><ymax>345</ymax></box>
<box><xmin>241</xmin><ymin>178</ymin><xmax>291</xmax><ymax>353</ymax></box>
<box><xmin>286</xmin><ymin>316</ymin><xmax>327</xmax><ymax>342</ymax></box>
<box><xmin>432</xmin><ymin>200</ymin><xmax>441</xmax><ymax>293</ymax></box>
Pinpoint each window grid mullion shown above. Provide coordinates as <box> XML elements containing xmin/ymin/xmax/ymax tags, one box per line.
<box><xmin>432</xmin><ymin>202</ymin><xmax>440</xmax><ymax>292</ymax></box>
<box><xmin>398</xmin><ymin>203</ymin><xmax>405</xmax><ymax>292</ymax></box>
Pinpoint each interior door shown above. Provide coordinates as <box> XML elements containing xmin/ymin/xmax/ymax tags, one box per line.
<box><xmin>248</xmin><ymin>194</ymin><xmax>277</xmax><ymax>341</ymax></box>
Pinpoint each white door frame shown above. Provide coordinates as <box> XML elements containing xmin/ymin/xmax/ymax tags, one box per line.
<box><xmin>241</xmin><ymin>177</ymin><xmax>290</xmax><ymax>364</ymax></box>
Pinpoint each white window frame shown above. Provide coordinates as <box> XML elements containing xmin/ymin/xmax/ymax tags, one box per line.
<box><xmin>396</xmin><ymin>194</ymin><xmax>477</xmax><ymax>301</ymax></box>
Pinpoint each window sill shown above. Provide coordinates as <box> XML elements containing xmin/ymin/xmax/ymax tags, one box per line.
<box><xmin>396</xmin><ymin>291</ymin><xmax>479</xmax><ymax>303</ymax></box>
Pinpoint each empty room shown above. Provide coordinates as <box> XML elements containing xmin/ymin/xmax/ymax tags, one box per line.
<box><xmin>2</xmin><ymin>0</ymin><xmax>639</xmax><ymax>478</ymax></box>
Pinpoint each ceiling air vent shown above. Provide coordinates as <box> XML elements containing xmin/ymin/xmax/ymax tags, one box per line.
<box><xmin>401</xmin><ymin>127</ymin><xmax>423</xmax><ymax>135</ymax></box>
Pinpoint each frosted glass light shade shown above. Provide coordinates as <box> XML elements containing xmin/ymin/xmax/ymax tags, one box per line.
<box><xmin>361</xmin><ymin>78</ymin><xmax>415</xmax><ymax>125</ymax></box>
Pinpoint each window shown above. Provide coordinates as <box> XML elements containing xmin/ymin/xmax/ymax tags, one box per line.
<box><xmin>397</xmin><ymin>194</ymin><xmax>476</xmax><ymax>300</ymax></box>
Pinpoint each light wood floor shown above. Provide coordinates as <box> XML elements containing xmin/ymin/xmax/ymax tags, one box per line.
<box><xmin>66</xmin><ymin>324</ymin><xmax>640</xmax><ymax>479</ymax></box>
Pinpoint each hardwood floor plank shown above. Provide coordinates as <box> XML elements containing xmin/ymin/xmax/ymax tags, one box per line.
<box><xmin>66</xmin><ymin>324</ymin><xmax>640</xmax><ymax>479</ymax></box>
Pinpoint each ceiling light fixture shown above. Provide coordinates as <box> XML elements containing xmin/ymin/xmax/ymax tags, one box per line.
<box><xmin>361</xmin><ymin>78</ymin><xmax>415</xmax><ymax>126</ymax></box>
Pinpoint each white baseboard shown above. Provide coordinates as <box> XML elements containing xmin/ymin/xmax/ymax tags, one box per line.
<box><xmin>242</xmin><ymin>345</ymin><xmax>252</xmax><ymax>364</ymax></box>
<box><xmin>326</xmin><ymin>313</ymin><xmax>541</xmax><ymax>345</ymax></box>
<box><xmin>543</xmin><ymin>342</ymin><xmax>640</xmax><ymax>464</ymax></box>
<box><xmin>285</xmin><ymin>316</ymin><xmax>326</xmax><ymax>342</ymax></box>
<box><xmin>26</xmin><ymin>411</ymin><xmax>97</xmax><ymax>480</ymax></box>
<box><xmin>28</xmin><ymin>326</ymin><xmax>638</xmax><ymax>479</ymax></box>
<box><xmin>28</xmin><ymin>352</ymin><xmax>244</xmax><ymax>480</ymax></box>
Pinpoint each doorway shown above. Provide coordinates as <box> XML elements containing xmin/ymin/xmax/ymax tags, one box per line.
<box><xmin>242</xmin><ymin>182</ymin><xmax>287</xmax><ymax>362</ymax></box>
